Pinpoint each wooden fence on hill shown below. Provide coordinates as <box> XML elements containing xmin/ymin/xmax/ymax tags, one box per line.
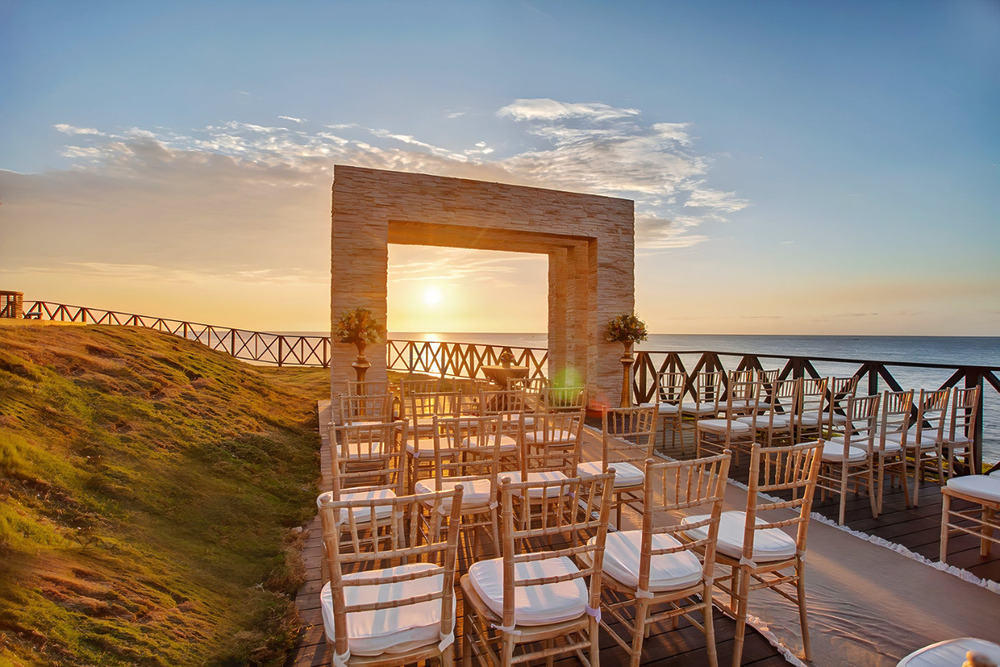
<box><xmin>22</xmin><ymin>300</ymin><xmax>997</xmax><ymax>470</ymax></box>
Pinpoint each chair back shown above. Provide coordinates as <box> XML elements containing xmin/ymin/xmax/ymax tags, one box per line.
<box><xmin>542</xmin><ymin>386</ymin><xmax>588</xmax><ymax>412</ymax></box>
<box><xmin>430</xmin><ymin>415</ymin><xmax>504</xmax><ymax>494</ymax></box>
<box><xmin>913</xmin><ymin>388</ymin><xmax>949</xmax><ymax>447</ymax></box>
<box><xmin>719</xmin><ymin>370</ymin><xmax>759</xmax><ymax>419</ymax></box>
<box><xmin>497</xmin><ymin>472</ymin><xmax>615</xmax><ymax>628</ymax></box>
<box><xmin>602</xmin><ymin>406</ymin><xmax>658</xmax><ymax>467</ymax></box>
<box><xmin>344</xmin><ymin>380</ymin><xmax>393</xmax><ymax>396</ymax></box>
<box><xmin>757</xmin><ymin>369</ymin><xmax>780</xmax><ymax>385</ymax></box>
<box><xmin>520</xmin><ymin>411</ymin><xmax>585</xmax><ymax>476</ymax></box>
<box><xmin>878</xmin><ymin>390</ymin><xmax>913</xmax><ymax>453</ymax></box>
<box><xmin>653</xmin><ymin>370</ymin><xmax>686</xmax><ymax>406</ymax></box>
<box><xmin>641</xmin><ymin>453</ymin><xmax>732</xmax><ymax>592</ymax></box>
<box><xmin>796</xmin><ymin>377</ymin><xmax>828</xmax><ymax>438</ymax></box>
<box><xmin>755</xmin><ymin>377</ymin><xmax>801</xmax><ymax>446</ymax></box>
<box><xmin>823</xmin><ymin>376</ymin><xmax>860</xmax><ymax>431</ymax></box>
<box><xmin>687</xmin><ymin>370</ymin><xmax>723</xmax><ymax>412</ymax></box>
<box><xmin>947</xmin><ymin>385</ymin><xmax>981</xmax><ymax>442</ymax></box>
<box><xmin>506</xmin><ymin>376</ymin><xmax>548</xmax><ymax>394</ymax></box>
<box><xmin>330</xmin><ymin>421</ymin><xmax>406</xmax><ymax>497</ymax></box>
<box><xmin>743</xmin><ymin>441</ymin><xmax>823</xmax><ymax>562</ymax></box>
<box><xmin>338</xmin><ymin>392</ymin><xmax>393</xmax><ymax>425</ymax></box>
<box><xmin>841</xmin><ymin>393</ymin><xmax>880</xmax><ymax>450</ymax></box>
<box><xmin>317</xmin><ymin>488</ymin><xmax>464</xmax><ymax>664</ymax></box>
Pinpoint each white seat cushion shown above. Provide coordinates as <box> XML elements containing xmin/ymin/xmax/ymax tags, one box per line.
<box><xmin>414</xmin><ymin>476</ymin><xmax>492</xmax><ymax>508</ymax></box>
<box><xmin>576</xmin><ymin>460</ymin><xmax>644</xmax><ymax>487</ymax></box>
<box><xmin>698</xmin><ymin>418</ymin><xmax>751</xmax><ymax>434</ymax></box>
<box><xmin>946</xmin><ymin>475</ymin><xmax>1000</xmax><ymax>503</ymax></box>
<box><xmin>317</xmin><ymin>489</ymin><xmax>396</xmax><ymax>523</ymax></box>
<box><xmin>592</xmin><ymin>530</ymin><xmax>702</xmax><ymax>592</ymax></box>
<box><xmin>874</xmin><ymin>432</ymin><xmax>903</xmax><ymax>453</ymax></box>
<box><xmin>681</xmin><ymin>402</ymin><xmax>717</xmax><ymax>415</ymax></box>
<box><xmin>498</xmin><ymin>470</ymin><xmax>569</xmax><ymax>497</ymax></box>
<box><xmin>897</xmin><ymin>637</ymin><xmax>1000</xmax><ymax>667</ymax></box>
<box><xmin>467</xmin><ymin>555</ymin><xmax>587</xmax><ymax>626</ymax></box>
<box><xmin>406</xmin><ymin>437</ymin><xmax>436</xmax><ymax>458</ymax></box>
<box><xmin>320</xmin><ymin>562</ymin><xmax>454</xmax><ymax>656</ymax></box>
<box><xmin>344</xmin><ymin>441</ymin><xmax>386</xmax><ymax>458</ymax></box>
<box><xmin>462</xmin><ymin>434</ymin><xmax>517</xmax><ymax>452</ymax></box>
<box><xmin>820</xmin><ymin>440</ymin><xmax>868</xmax><ymax>463</ymax></box>
<box><xmin>683</xmin><ymin>511</ymin><xmax>797</xmax><ymax>562</ymax></box>
<box><xmin>640</xmin><ymin>402</ymin><xmax>680</xmax><ymax>415</ymax></box>
<box><xmin>741</xmin><ymin>414</ymin><xmax>792</xmax><ymax>428</ymax></box>
<box><xmin>522</xmin><ymin>429</ymin><xmax>575</xmax><ymax>445</ymax></box>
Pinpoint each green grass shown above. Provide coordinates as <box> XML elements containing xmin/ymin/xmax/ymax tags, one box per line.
<box><xmin>0</xmin><ymin>324</ymin><xmax>329</xmax><ymax>666</ymax></box>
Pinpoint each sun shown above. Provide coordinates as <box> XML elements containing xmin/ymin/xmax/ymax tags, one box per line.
<box><xmin>423</xmin><ymin>286</ymin><xmax>443</xmax><ymax>306</ymax></box>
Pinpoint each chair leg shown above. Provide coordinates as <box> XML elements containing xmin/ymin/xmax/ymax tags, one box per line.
<box><xmin>703</xmin><ymin>585</ymin><xmax>719</xmax><ymax>667</ymax></box>
<box><xmin>939</xmin><ymin>491</ymin><xmax>951</xmax><ymax>563</ymax></box>
<box><xmin>983</xmin><ymin>506</ymin><xmax>996</xmax><ymax>558</ymax></box>
<box><xmin>796</xmin><ymin>560</ymin><xmax>811</xmax><ymax>661</ymax></box>
<box><xmin>629</xmin><ymin>600</ymin><xmax>648</xmax><ymax>667</ymax></box>
<box><xmin>731</xmin><ymin>566</ymin><xmax>750</xmax><ymax>667</ymax></box>
<box><xmin>866</xmin><ymin>465</ymin><xmax>877</xmax><ymax>519</ymax></box>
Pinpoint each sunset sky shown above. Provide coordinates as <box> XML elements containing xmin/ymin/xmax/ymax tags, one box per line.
<box><xmin>1</xmin><ymin>1</ymin><xmax>998</xmax><ymax>336</ymax></box>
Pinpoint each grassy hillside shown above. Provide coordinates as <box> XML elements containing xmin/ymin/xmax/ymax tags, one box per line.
<box><xmin>0</xmin><ymin>324</ymin><xmax>329</xmax><ymax>666</ymax></box>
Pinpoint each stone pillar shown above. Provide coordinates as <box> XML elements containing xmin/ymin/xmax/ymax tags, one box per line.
<box><xmin>0</xmin><ymin>291</ymin><xmax>23</xmax><ymax>319</ymax></box>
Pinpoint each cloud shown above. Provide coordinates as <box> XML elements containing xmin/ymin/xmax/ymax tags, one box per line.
<box><xmin>498</xmin><ymin>99</ymin><xmax>639</xmax><ymax>123</ymax></box>
<box><xmin>3</xmin><ymin>99</ymin><xmax>748</xmax><ymax>300</ymax></box>
<box><xmin>278</xmin><ymin>115</ymin><xmax>305</xmax><ymax>124</ymax></box>
<box><xmin>54</xmin><ymin>124</ymin><xmax>104</xmax><ymax>136</ymax></box>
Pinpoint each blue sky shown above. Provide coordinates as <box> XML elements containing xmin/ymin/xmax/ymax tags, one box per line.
<box><xmin>1</xmin><ymin>0</ymin><xmax>998</xmax><ymax>334</ymax></box>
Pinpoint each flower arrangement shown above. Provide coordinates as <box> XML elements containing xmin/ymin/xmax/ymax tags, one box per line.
<box><xmin>604</xmin><ymin>313</ymin><xmax>648</xmax><ymax>344</ymax></box>
<box><xmin>334</xmin><ymin>307</ymin><xmax>384</xmax><ymax>346</ymax></box>
<box><xmin>498</xmin><ymin>350</ymin><xmax>516</xmax><ymax>367</ymax></box>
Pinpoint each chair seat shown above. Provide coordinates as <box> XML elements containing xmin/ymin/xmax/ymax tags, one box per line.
<box><xmin>683</xmin><ymin>511</ymin><xmax>797</xmax><ymax>562</ymax></box>
<box><xmin>522</xmin><ymin>429</ymin><xmax>575</xmax><ymax>445</ymax></box>
<box><xmin>640</xmin><ymin>401</ymin><xmax>680</xmax><ymax>415</ymax></box>
<box><xmin>320</xmin><ymin>562</ymin><xmax>454</xmax><ymax>657</ymax></box>
<box><xmin>945</xmin><ymin>475</ymin><xmax>1000</xmax><ymax>503</ymax></box>
<box><xmin>415</xmin><ymin>476</ymin><xmax>493</xmax><ymax>508</ymax></box>
<box><xmin>576</xmin><ymin>460</ymin><xmax>644</xmax><ymax>487</ymax></box>
<box><xmin>820</xmin><ymin>440</ymin><xmax>868</xmax><ymax>463</ymax></box>
<box><xmin>799</xmin><ymin>414</ymin><xmax>822</xmax><ymax>426</ymax></box>
<box><xmin>498</xmin><ymin>470</ymin><xmax>569</xmax><ymax>497</ymax></box>
<box><xmin>406</xmin><ymin>437</ymin><xmax>436</xmax><ymax>458</ymax></box>
<box><xmin>698</xmin><ymin>418</ymin><xmax>752</xmax><ymax>434</ymax></box>
<box><xmin>896</xmin><ymin>637</ymin><xmax>1000</xmax><ymax>667</ymax></box>
<box><xmin>680</xmin><ymin>402</ymin><xmax>717</xmax><ymax>416</ymax></box>
<box><xmin>462</xmin><ymin>434</ymin><xmax>517</xmax><ymax>452</ymax></box>
<box><xmin>739</xmin><ymin>414</ymin><xmax>792</xmax><ymax>428</ymax></box>
<box><xmin>943</xmin><ymin>435</ymin><xmax>972</xmax><ymax>449</ymax></box>
<box><xmin>315</xmin><ymin>489</ymin><xmax>397</xmax><ymax>524</ymax></box>
<box><xmin>345</xmin><ymin>441</ymin><xmax>386</xmax><ymax>458</ymax></box>
<box><xmin>467</xmin><ymin>555</ymin><xmax>587</xmax><ymax>626</ymax></box>
<box><xmin>591</xmin><ymin>530</ymin><xmax>702</xmax><ymax>592</ymax></box>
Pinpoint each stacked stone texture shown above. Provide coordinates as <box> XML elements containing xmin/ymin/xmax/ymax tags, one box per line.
<box><xmin>331</xmin><ymin>166</ymin><xmax>635</xmax><ymax>407</ymax></box>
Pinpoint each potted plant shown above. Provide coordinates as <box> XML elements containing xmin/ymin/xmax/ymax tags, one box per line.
<box><xmin>334</xmin><ymin>307</ymin><xmax>385</xmax><ymax>382</ymax></box>
<box><xmin>605</xmin><ymin>313</ymin><xmax>648</xmax><ymax>406</ymax></box>
<box><xmin>498</xmin><ymin>350</ymin><xmax>516</xmax><ymax>368</ymax></box>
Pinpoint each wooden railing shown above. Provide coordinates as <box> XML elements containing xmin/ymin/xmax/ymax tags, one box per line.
<box><xmin>23</xmin><ymin>301</ymin><xmax>331</xmax><ymax>367</ymax></box>
<box><xmin>631</xmin><ymin>349</ymin><xmax>1000</xmax><ymax>473</ymax></box>
<box><xmin>387</xmin><ymin>338</ymin><xmax>549</xmax><ymax>382</ymax></box>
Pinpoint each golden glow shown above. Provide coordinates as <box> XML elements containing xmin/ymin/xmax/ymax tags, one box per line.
<box><xmin>423</xmin><ymin>286</ymin><xmax>443</xmax><ymax>307</ymax></box>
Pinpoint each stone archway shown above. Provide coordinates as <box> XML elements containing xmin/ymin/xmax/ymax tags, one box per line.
<box><xmin>330</xmin><ymin>165</ymin><xmax>635</xmax><ymax>406</ymax></box>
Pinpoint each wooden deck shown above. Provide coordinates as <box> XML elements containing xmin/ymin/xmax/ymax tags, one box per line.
<box><xmin>288</xmin><ymin>408</ymin><xmax>999</xmax><ymax>666</ymax></box>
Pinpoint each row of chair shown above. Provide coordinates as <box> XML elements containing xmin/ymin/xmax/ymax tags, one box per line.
<box><xmin>318</xmin><ymin>398</ymin><xmax>826</xmax><ymax>667</ymax></box>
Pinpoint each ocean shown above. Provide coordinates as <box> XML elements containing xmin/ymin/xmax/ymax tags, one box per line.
<box><xmin>390</xmin><ymin>332</ymin><xmax>1000</xmax><ymax>466</ymax></box>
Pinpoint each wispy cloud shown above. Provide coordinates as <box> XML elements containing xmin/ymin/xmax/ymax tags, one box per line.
<box><xmin>6</xmin><ymin>99</ymin><xmax>749</xmax><ymax>290</ymax></box>
<box><xmin>54</xmin><ymin>124</ymin><xmax>104</xmax><ymax>136</ymax></box>
<box><xmin>498</xmin><ymin>99</ymin><xmax>639</xmax><ymax>123</ymax></box>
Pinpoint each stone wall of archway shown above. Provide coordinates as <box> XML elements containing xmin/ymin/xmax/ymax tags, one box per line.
<box><xmin>331</xmin><ymin>165</ymin><xmax>635</xmax><ymax>407</ymax></box>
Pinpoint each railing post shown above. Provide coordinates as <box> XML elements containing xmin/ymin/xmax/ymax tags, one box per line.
<box><xmin>277</xmin><ymin>337</ymin><xmax>284</xmax><ymax>368</ymax></box>
<box><xmin>230</xmin><ymin>329</ymin><xmax>236</xmax><ymax>357</ymax></box>
<box><xmin>968</xmin><ymin>370</ymin><xmax>985</xmax><ymax>475</ymax></box>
